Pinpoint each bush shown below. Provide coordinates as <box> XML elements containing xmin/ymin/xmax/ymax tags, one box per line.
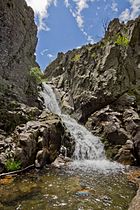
<box><xmin>5</xmin><ymin>159</ymin><xmax>21</xmax><ymax>171</ymax></box>
<box><xmin>115</xmin><ymin>35</ymin><xmax>129</xmax><ymax>47</ymax></box>
<box><xmin>30</xmin><ymin>67</ymin><xmax>44</xmax><ymax>84</ymax></box>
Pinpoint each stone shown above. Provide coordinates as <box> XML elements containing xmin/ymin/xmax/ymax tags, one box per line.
<box><xmin>35</xmin><ymin>148</ymin><xmax>50</xmax><ymax>168</ymax></box>
<box><xmin>115</xmin><ymin>140</ymin><xmax>135</xmax><ymax>165</ymax></box>
<box><xmin>123</xmin><ymin>109</ymin><xmax>140</xmax><ymax>122</ymax></box>
<box><xmin>128</xmin><ymin>186</ymin><xmax>140</xmax><ymax>210</ymax></box>
<box><xmin>51</xmin><ymin>154</ymin><xmax>68</xmax><ymax>168</ymax></box>
<box><xmin>0</xmin><ymin>112</ymin><xmax>75</xmax><ymax>170</ymax></box>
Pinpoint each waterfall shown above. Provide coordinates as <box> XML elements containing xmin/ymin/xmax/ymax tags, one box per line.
<box><xmin>61</xmin><ymin>115</ymin><xmax>105</xmax><ymax>160</ymax></box>
<box><xmin>40</xmin><ymin>82</ymin><xmax>105</xmax><ymax>160</ymax></box>
<box><xmin>40</xmin><ymin>82</ymin><xmax>123</xmax><ymax>172</ymax></box>
<box><xmin>40</xmin><ymin>83</ymin><xmax>61</xmax><ymax>115</ymax></box>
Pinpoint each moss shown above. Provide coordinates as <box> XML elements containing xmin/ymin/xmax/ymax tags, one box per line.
<box><xmin>115</xmin><ymin>35</ymin><xmax>129</xmax><ymax>46</ymax></box>
<box><xmin>91</xmin><ymin>52</ymin><xmax>97</xmax><ymax>59</ymax></box>
<box><xmin>71</xmin><ymin>54</ymin><xmax>81</xmax><ymax>62</ymax></box>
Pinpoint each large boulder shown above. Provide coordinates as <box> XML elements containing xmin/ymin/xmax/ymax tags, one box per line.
<box><xmin>85</xmin><ymin>103</ymin><xmax>140</xmax><ymax>165</ymax></box>
<box><xmin>0</xmin><ymin>111</ymin><xmax>75</xmax><ymax>171</ymax></box>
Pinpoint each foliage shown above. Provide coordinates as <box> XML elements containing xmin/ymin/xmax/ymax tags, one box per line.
<box><xmin>71</xmin><ymin>54</ymin><xmax>81</xmax><ymax>62</ymax></box>
<box><xmin>115</xmin><ymin>35</ymin><xmax>129</xmax><ymax>47</ymax></box>
<box><xmin>41</xmin><ymin>78</ymin><xmax>48</xmax><ymax>83</ymax></box>
<box><xmin>30</xmin><ymin>67</ymin><xmax>44</xmax><ymax>84</ymax></box>
<box><xmin>91</xmin><ymin>52</ymin><xmax>97</xmax><ymax>59</ymax></box>
<box><xmin>5</xmin><ymin>159</ymin><xmax>21</xmax><ymax>172</ymax></box>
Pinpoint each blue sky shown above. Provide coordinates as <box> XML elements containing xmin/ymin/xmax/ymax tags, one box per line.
<box><xmin>25</xmin><ymin>0</ymin><xmax>140</xmax><ymax>70</ymax></box>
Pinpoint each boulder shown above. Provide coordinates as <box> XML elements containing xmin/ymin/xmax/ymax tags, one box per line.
<box><xmin>0</xmin><ymin>111</ymin><xmax>75</xmax><ymax>170</ymax></box>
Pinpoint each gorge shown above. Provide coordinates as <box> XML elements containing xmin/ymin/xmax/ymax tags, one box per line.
<box><xmin>0</xmin><ymin>0</ymin><xmax>140</xmax><ymax>209</ymax></box>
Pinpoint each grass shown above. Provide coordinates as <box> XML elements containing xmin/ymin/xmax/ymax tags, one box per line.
<box><xmin>5</xmin><ymin>159</ymin><xmax>21</xmax><ymax>172</ymax></box>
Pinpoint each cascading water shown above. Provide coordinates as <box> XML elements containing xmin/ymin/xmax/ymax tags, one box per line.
<box><xmin>61</xmin><ymin>114</ymin><xmax>105</xmax><ymax>160</ymax></box>
<box><xmin>40</xmin><ymin>83</ymin><xmax>61</xmax><ymax>115</ymax></box>
<box><xmin>40</xmin><ymin>82</ymin><xmax>123</xmax><ymax>172</ymax></box>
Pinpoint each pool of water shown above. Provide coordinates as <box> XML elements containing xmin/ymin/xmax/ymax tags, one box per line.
<box><xmin>0</xmin><ymin>164</ymin><xmax>136</xmax><ymax>210</ymax></box>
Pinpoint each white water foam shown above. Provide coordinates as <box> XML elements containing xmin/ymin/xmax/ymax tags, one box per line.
<box><xmin>40</xmin><ymin>83</ymin><xmax>61</xmax><ymax>115</ymax></box>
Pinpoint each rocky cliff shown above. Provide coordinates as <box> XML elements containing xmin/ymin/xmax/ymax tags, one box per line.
<box><xmin>0</xmin><ymin>0</ymin><xmax>40</xmax><ymax>133</ymax></box>
<box><xmin>45</xmin><ymin>17</ymin><xmax>140</xmax><ymax>165</ymax></box>
<box><xmin>0</xmin><ymin>0</ymin><xmax>38</xmax><ymax>105</ymax></box>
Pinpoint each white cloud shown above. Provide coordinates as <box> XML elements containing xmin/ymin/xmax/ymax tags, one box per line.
<box><xmin>64</xmin><ymin>0</ymin><xmax>95</xmax><ymax>43</ymax></box>
<box><xmin>26</xmin><ymin>0</ymin><xmax>95</xmax><ymax>42</ymax></box>
<box><xmin>47</xmin><ymin>53</ymin><xmax>55</xmax><ymax>58</ymax></box>
<box><xmin>65</xmin><ymin>0</ymin><xmax>89</xmax><ymax>29</ymax></box>
<box><xmin>119</xmin><ymin>0</ymin><xmax>140</xmax><ymax>22</ymax></box>
<box><xmin>129</xmin><ymin>0</ymin><xmax>140</xmax><ymax>19</ymax></box>
<box><xmin>111</xmin><ymin>1</ymin><xmax>118</xmax><ymax>12</ymax></box>
<box><xmin>25</xmin><ymin>0</ymin><xmax>57</xmax><ymax>31</ymax></box>
<box><xmin>119</xmin><ymin>8</ymin><xmax>130</xmax><ymax>22</ymax></box>
<box><xmin>41</xmin><ymin>48</ymin><xmax>49</xmax><ymax>56</ymax></box>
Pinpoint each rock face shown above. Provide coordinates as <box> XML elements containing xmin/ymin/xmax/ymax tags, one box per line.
<box><xmin>45</xmin><ymin>17</ymin><xmax>140</xmax><ymax>165</ymax></box>
<box><xmin>0</xmin><ymin>111</ymin><xmax>75</xmax><ymax>171</ymax></box>
<box><xmin>0</xmin><ymin>0</ymin><xmax>40</xmax><ymax>134</ymax></box>
<box><xmin>0</xmin><ymin>0</ymin><xmax>38</xmax><ymax>105</ymax></box>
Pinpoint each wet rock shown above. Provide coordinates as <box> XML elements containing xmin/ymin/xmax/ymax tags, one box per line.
<box><xmin>51</xmin><ymin>154</ymin><xmax>72</xmax><ymax>168</ymax></box>
<box><xmin>35</xmin><ymin>148</ymin><xmax>50</xmax><ymax>168</ymax></box>
<box><xmin>115</xmin><ymin>140</ymin><xmax>135</xmax><ymax>165</ymax></box>
<box><xmin>128</xmin><ymin>186</ymin><xmax>140</xmax><ymax>210</ymax></box>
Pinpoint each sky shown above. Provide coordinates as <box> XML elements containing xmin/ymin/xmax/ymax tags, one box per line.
<box><xmin>25</xmin><ymin>0</ymin><xmax>140</xmax><ymax>70</ymax></box>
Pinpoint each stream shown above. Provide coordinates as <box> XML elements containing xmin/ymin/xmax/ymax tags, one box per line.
<box><xmin>0</xmin><ymin>167</ymin><xmax>136</xmax><ymax>210</ymax></box>
<box><xmin>0</xmin><ymin>83</ymin><xmax>137</xmax><ymax>210</ymax></box>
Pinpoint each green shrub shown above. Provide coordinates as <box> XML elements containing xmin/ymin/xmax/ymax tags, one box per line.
<box><xmin>115</xmin><ymin>35</ymin><xmax>129</xmax><ymax>47</ymax></box>
<box><xmin>30</xmin><ymin>67</ymin><xmax>44</xmax><ymax>84</ymax></box>
<box><xmin>91</xmin><ymin>52</ymin><xmax>97</xmax><ymax>59</ymax></box>
<box><xmin>71</xmin><ymin>54</ymin><xmax>81</xmax><ymax>62</ymax></box>
<box><xmin>5</xmin><ymin>159</ymin><xmax>21</xmax><ymax>171</ymax></box>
